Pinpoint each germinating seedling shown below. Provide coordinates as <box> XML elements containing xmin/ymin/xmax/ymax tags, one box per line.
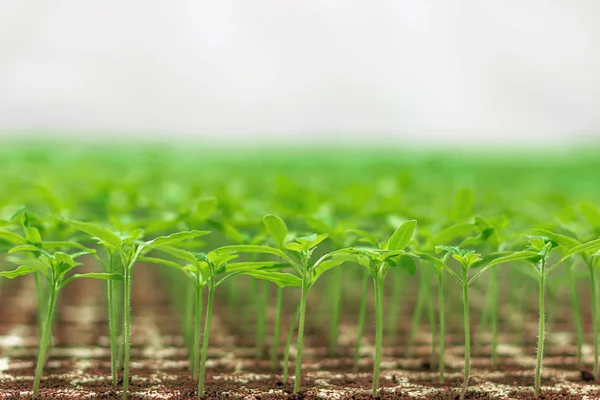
<box><xmin>434</xmin><ymin>245</ymin><xmax>540</xmax><ymax>400</ymax></box>
<box><xmin>2</xmin><ymin>238</ymin><xmax>122</xmax><ymax>399</ymax></box>
<box><xmin>553</xmin><ymin>236</ymin><xmax>600</xmax><ymax>377</ymax></box>
<box><xmin>220</xmin><ymin>216</ymin><xmax>356</xmax><ymax>394</ymax></box>
<box><xmin>151</xmin><ymin>244</ymin><xmax>300</xmax><ymax>398</ymax></box>
<box><xmin>347</xmin><ymin>220</ymin><xmax>418</xmax><ymax>395</ymax></box>
<box><xmin>65</xmin><ymin>219</ymin><xmax>209</xmax><ymax>400</ymax></box>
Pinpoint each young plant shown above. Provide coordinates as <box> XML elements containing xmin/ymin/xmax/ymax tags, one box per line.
<box><xmin>155</xmin><ymin>245</ymin><xmax>300</xmax><ymax>398</ymax></box>
<box><xmin>263</xmin><ymin>214</ymin><xmax>288</xmax><ymax>369</ymax></box>
<box><xmin>347</xmin><ymin>220</ymin><xmax>418</xmax><ymax>396</ymax></box>
<box><xmin>435</xmin><ymin>245</ymin><xmax>540</xmax><ymax>400</ymax></box>
<box><xmin>558</xmin><ymin>237</ymin><xmax>600</xmax><ymax>377</ymax></box>
<box><xmin>2</xmin><ymin>243</ymin><xmax>122</xmax><ymax>399</ymax></box>
<box><xmin>64</xmin><ymin>219</ymin><xmax>209</xmax><ymax>400</ymax></box>
<box><xmin>220</xmin><ymin>221</ymin><xmax>355</xmax><ymax>394</ymax></box>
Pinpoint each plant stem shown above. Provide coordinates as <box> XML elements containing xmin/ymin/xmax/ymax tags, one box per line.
<box><xmin>270</xmin><ymin>286</ymin><xmax>283</xmax><ymax>370</ymax></box>
<box><xmin>354</xmin><ymin>270</ymin><xmax>369</xmax><ymax>372</ymax></box>
<box><xmin>122</xmin><ymin>265</ymin><xmax>132</xmax><ymax>400</ymax></box>
<box><xmin>283</xmin><ymin>303</ymin><xmax>300</xmax><ymax>381</ymax></box>
<box><xmin>425</xmin><ymin>271</ymin><xmax>436</xmax><ymax>369</ymax></box>
<box><xmin>293</xmin><ymin>278</ymin><xmax>310</xmax><ymax>394</ymax></box>
<box><xmin>193</xmin><ymin>283</ymin><xmax>203</xmax><ymax>380</ymax></box>
<box><xmin>198</xmin><ymin>283</ymin><xmax>215</xmax><ymax>398</ymax></box>
<box><xmin>328</xmin><ymin>267</ymin><xmax>342</xmax><ymax>356</ymax></box>
<box><xmin>535</xmin><ymin>273</ymin><xmax>546</xmax><ymax>397</ymax></box>
<box><xmin>107</xmin><ymin>252</ymin><xmax>119</xmax><ymax>386</ymax></box>
<box><xmin>490</xmin><ymin>267</ymin><xmax>499</xmax><ymax>366</ymax></box>
<box><xmin>256</xmin><ymin>281</ymin><xmax>268</xmax><ymax>360</ymax></box>
<box><xmin>108</xmin><ymin>278</ymin><xmax>119</xmax><ymax>386</ymax></box>
<box><xmin>406</xmin><ymin>272</ymin><xmax>426</xmax><ymax>357</ymax></box>
<box><xmin>184</xmin><ymin>282</ymin><xmax>195</xmax><ymax>363</ymax></box>
<box><xmin>34</xmin><ymin>273</ymin><xmax>47</xmax><ymax>340</ymax></box>
<box><xmin>590</xmin><ymin>264</ymin><xmax>599</xmax><ymax>378</ymax></box>
<box><xmin>33</xmin><ymin>285</ymin><xmax>58</xmax><ymax>399</ymax></box>
<box><xmin>372</xmin><ymin>276</ymin><xmax>384</xmax><ymax>396</ymax></box>
<box><xmin>437</xmin><ymin>270</ymin><xmax>445</xmax><ymax>383</ymax></box>
<box><xmin>386</xmin><ymin>269</ymin><xmax>404</xmax><ymax>341</ymax></box>
<box><xmin>568</xmin><ymin>265</ymin><xmax>584</xmax><ymax>366</ymax></box>
<box><xmin>460</xmin><ymin>273</ymin><xmax>470</xmax><ymax>400</ymax></box>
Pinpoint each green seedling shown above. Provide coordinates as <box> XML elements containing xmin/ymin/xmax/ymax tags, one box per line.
<box><xmin>65</xmin><ymin>219</ymin><xmax>209</xmax><ymax>399</ymax></box>
<box><xmin>347</xmin><ymin>219</ymin><xmax>418</xmax><ymax>396</ymax></box>
<box><xmin>220</xmin><ymin>219</ymin><xmax>355</xmax><ymax>394</ymax></box>
<box><xmin>435</xmin><ymin>245</ymin><xmax>540</xmax><ymax>400</ymax></box>
<box><xmin>151</xmin><ymin>243</ymin><xmax>301</xmax><ymax>398</ymax></box>
<box><xmin>2</xmin><ymin>243</ymin><xmax>121</xmax><ymax>399</ymax></box>
<box><xmin>557</xmin><ymin>237</ymin><xmax>600</xmax><ymax>377</ymax></box>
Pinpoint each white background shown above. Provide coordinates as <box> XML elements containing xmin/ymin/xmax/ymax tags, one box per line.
<box><xmin>1</xmin><ymin>1</ymin><xmax>599</xmax><ymax>146</ymax></box>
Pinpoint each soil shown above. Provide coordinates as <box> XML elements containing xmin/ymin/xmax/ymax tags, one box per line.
<box><xmin>1</xmin><ymin>268</ymin><xmax>599</xmax><ymax>399</ymax></box>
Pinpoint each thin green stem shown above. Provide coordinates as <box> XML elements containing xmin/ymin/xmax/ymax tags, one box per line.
<box><xmin>386</xmin><ymin>269</ymin><xmax>404</xmax><ymax>341</ymax></box>
<box><xmin>293</xmin><ymin>278</ymin><xmax>310</xmax><ymax>394</ymax></box>
<box><xmin>535</xmin><ymin>273</ymin><xmax>546</xmax><ymax>397</ymax></box>
<box><xmin>590</xmin><ymin>265</ymin><xmax>599</xmax><ymax>378</ymax></box>
<box><xmin>328</xmin><ymin>267</ymin><xmax>342</xmax><ymax>356</ymax></box>
<box><xmin>256</xmin><ymin>281</ymin><xmax>268</xmax><ymax>360</ymax></box>
<box><xmin>568</xmin><ymin>265</ymin><xmax>583</xmax><ymax>366</ymax></box>
<box><xmin>437</xmin><ymin>270</ymin><xmax>445</xmax><ymax>383</ymax></box>
<box><xmin>108</xmin><ymin>278</ymin><xmax>118</xmax><ymax>386</ymax></box>
<box><xmin>460</xmin><ymin>271</ymin><xmax>470</xmax><ymax>400</ymax></box>
<box><xmin>283</xmin><ymin>303</ymin><xmax>300</xmax><ymax>381</ymax></box>
<box><xmin>270</xmin><ymin>286</ymin><xmax>283</xmax><ymax>370</ymax></box>
<box><xmin>107</xmin><ymin>252</ymin><xmax>119</xmax><ymax>386</ymax></box>
<box><xmin>122</xmin><ymin>265</ymin><xmax>132</xmax><ymax>400</ymax></box>
<box><xmin>184</xmin><ymin>282</ymin><xmax>195</xmax><ymax>361</ymax></box>
<box><xmin>193</xmin><ymin>283</ymin><xmax>203</xmax><ymax>380</ymax></box>
<box><xmin>425</xmin><ymin>271</ymin><xmax>436</xmax><ymax>369</ymax></box>
<box><xmin>33</xmin><ymin>285</ymin><xmax>58</xmax><ymax>399</ymax></box>
<box><xmin>406</xmin><ymin>272</ymin><xmax>426</xmax><ymax>357</ymax></box>
<box><xmin>372</xmin><ymin>276</ymin><xmax>384</xmax><ymax>396</ymax></box>
<box><xmin>354</xmin><ymin>270</ymin><xmax>369</xmax><ymax>372</ymax></box>
<box><xmin>490</xmin><ymin>267</ymin><xmax>499</xmax><ymax>366</ymax></box>
<box><xmin>198</xmin><ymin>283</ymin><xmax>215</xmax><ymax>398</ymax></box>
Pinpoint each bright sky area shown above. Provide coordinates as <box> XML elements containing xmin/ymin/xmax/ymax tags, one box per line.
<box><xmin>1</xmin><ymin>1</ymin><xmax>599</xmax><ymax>146</ymax></box>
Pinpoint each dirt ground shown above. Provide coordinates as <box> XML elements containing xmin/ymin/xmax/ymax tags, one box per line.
<box><xmin>0</xmin><ymin>268</ymin><xmax>598</xmax><ymax>399</ymax></box>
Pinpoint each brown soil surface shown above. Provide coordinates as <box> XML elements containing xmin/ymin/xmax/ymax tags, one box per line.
<box><xmin>1</xmin><ymin>268</ymin><xmax>598</xmax><ymax>399</ymax></box>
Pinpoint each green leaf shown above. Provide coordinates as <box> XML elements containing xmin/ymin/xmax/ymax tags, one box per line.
<box><xmin>138</xmin><ymin>256</ymin><xmax>187</xmax><ymax>273</ymax></box>
<box><xmin>530</xmin><ymin>229</ymin><xmax>580</xmax><ymax>249</ymax></box>
<box><xmin>432</xmin><ymin>222</ymin><xmax>475</xmax><ymax>246</ymax></box>
<box><xmin>144</xmin><ymin>230</ymin><xmax>210</xmax><ymax>250</ymax></box>
<box><xmin>564</xmin><ymin>239</ymin><xmax>600</xmax><ymax>258</ymax></box>
<box><xmin>195</xmin><ymin>197</ymin><xmax>219</xmax><ymax>220</ymax></box>
<box><xmin>452</xmin><ymin>188</ymin><xmax>474</xmax><ymax>219</ymax></box>
<box><xmin>224</xmin><ymin>261</ymin><xmax>287</xmax><ymax>273</ymax></box>
<box><xmin>263</xmin><ymin>214</ymin><xmax>288</xmax><ymax>249</ymax></box>
<box><xmin>8</xmin><ymin>244</ymin><xmax>45</xmax><ymax>254</ymax></box>
<box><xmin>313</xmin><ymin>253</ymin><xmax>360</xmax><ymax>280</ymax></box>
<box><xmin>155</xmin><ymin>246</ymin><xmax>198</xmax><ymax>264</ymax></box>
<box><xmin>43</xmin><ymin>241</ymin><xmax>92</xmax><ymax>251</ymax></box>
<box><xmin>468</xmin><ymin>250</ymin><xmax>542</xmax><ymax>285</ymax></box>
<box><xmin>285</xmin><ymin>233</ymin><xmax>329</xmax><ymax>252</ymax></box>
<box><xmin>581</xmin><ymin>202</ymin><xmax>600</xmax><ymax>229</ymax></box>
<box><xmin>387</xmin><ymin>220</ymin><xmax>417</xmax><ymax>250</ymax></box>
<box><xmin>0</xmin><ymin>266</ymin><xmax>36</xmax><ymax>279</ymax></box>
<box><xmin>239</xmin><ymin>270</ymin><xmax>301</xmax><ymax>288</ymax></box>
<box><xmin>0</xmin><ymin>229</ymin><xmax>26</xmax><ymax>245</ymax></box>
<box><xmin>7</xmin><ymin>258</ymin><xmax>50</xmax><ymax>277</ymax></box>
<box><xmin>21</xmin><ymin>212</ymin><xmax>42</xmax><ymax>246</ymax></box>
<box><xmin>387</xmin><ymin>254</ymin><xmax>417</xmax><ymax>275</ymax></box>
<box><xmin>345</xmin><ymin>229</ymin><xmax>379</xmax><ymax>247</ymax></box>
<box><xmin>217</xmin><ymin>245</ymin><xmax>290</xmax><ymax>261</ymax></box>
<box><xmin>65</xmin><ymin>219</ymin><xmax>123</xmax><ymax>250</ymax></box>
<box><xmin>61</xmin><ymin>272</ymin><xmax>124</xmax><ymax>288</ymax></box>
